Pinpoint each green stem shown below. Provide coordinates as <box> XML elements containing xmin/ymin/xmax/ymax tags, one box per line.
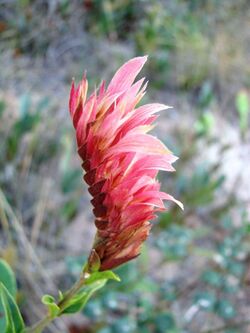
<box><xmin>26</xmin><ymin>272</ymin><xmax>89</xmax><ymax>333</ymax></box>
<box><xmin>58</xmin><ymin>273</ymin><xmax>88</xmax><ymax>311</ymax></box>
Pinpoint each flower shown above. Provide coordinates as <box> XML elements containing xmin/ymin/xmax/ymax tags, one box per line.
<box><xmin>69</xmin><ymin>56</ymin><xmax>183</xmax><ymax>271</ymax></box>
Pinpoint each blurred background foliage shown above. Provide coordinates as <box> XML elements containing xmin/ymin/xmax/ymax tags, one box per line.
<box><xmin>0</xmin><ymin>0</ymin><xmax>250</xmax><ymax>332</ymax></box>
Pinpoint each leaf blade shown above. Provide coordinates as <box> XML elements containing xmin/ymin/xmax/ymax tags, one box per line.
<box><xmin>0</xmin><ymin>283</ymin><xmax>25</xmax><ymax>333</ymax></box>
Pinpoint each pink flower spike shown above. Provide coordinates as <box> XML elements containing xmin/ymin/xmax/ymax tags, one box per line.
<box><xmin>69</xmin><ymin>56</ymin><xmax>183</xmax><ymax>271</ymax></box>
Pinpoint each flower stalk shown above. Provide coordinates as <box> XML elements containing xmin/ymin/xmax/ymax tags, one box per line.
<box><xmin>26</xmin><ymin>272</ymin><xmax>88</xmax><ymax>333</ymax></box>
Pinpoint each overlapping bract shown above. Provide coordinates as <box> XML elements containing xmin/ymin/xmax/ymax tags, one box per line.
<box><xmin>69</xmin><ymin>56</ymin><xmax>182</xmax><ymax>270</ymax></box>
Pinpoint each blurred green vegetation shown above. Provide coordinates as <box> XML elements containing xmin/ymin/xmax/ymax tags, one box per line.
<box><xmin>0</xmin><ymin>0</ymin><xmax>250</xmax><ymax>332</ymax></box>
<box><xmin>1</xmin><ymin>0</ymin><xmax>249</xmax><ymax>90</ymax></box>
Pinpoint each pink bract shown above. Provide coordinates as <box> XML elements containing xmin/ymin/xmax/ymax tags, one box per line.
<box><xmin>69</xmin><ymin>56</ymin><xmax>183</xmax><ymax>271</ymax></box>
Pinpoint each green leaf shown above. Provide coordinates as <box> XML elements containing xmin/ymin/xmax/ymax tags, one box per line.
<box><xmin>41</xmin><ymin>295</ymin><xmax>60</xmax><ymax>318</ymax></box>
<box><xmin>0</xmin><ymin>283</ymin><xmax>25</xmax><ymax>333</ymax></box>
<box><xmin>85</xmin><ymin>270</ymin><xmax>121</xmax><ymax>285</ymax></box>
<box><xmin>61</xmin><ymin>271</ymin><xmax>120</xmax><ymax>315</ymax></box>
<box><xmin>0</xmin><ymin>260</ymin><xmax>17</xmax><ymax>296</ymax></box>
<box><xmin>0</xmin><ymin>260</ymin><xmax>17</xmax><ymax>332</ymax></box>
<box><xmin>61</xmin><ymin>280</ymin><xmax>106</xmax><ymax>314</ymax></box>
